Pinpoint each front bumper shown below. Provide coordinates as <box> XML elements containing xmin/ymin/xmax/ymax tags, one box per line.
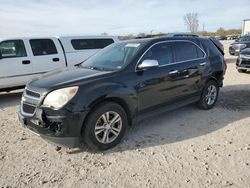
<box><xmin>236</xmin><ymin>58</ymin><xmax>250</xmax><ymax>71</ymax></box>
<box><xmin>19</xmin><ymin>106</ymin><xmax>88</xmax><ymax>148</ymax></box>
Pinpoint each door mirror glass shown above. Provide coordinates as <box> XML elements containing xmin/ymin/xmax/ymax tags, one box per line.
<box><xmin>138</xmin><ymin>59</ymin><xmax>159</xmax><ymax>70</ymax></box>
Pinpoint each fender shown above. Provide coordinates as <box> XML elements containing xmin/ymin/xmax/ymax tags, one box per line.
<box><xmin>73</xmin><ymin>79</ymin><xmax>138</xmax><ymax>119</ymax></box>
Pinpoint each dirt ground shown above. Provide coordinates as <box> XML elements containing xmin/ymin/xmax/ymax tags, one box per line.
<box><xmin>0</xmin><ymin>41</ymin><xmax>250</xmax><ymax>188</ymax></box>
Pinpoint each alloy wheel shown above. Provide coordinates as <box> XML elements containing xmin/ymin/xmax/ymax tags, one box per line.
<box><xmin>94</xmin><ymin>111</ymin><xmax>122</xmax><ymax>144</ymax></box>
<box><xmin>205</xmin><ymin>85</ymin><xmax>217</xmax><ymax>105</ymax></box>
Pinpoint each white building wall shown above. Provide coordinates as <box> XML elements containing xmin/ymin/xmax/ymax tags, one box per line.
<box><xmin>243</xmin><ymin>20</ymin><xmax>250</xmax><ymax>35</ymax></box>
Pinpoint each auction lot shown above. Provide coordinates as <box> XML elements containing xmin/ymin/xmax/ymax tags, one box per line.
<box><xmin>0</xmin><ymin>41</ymin><xmax>250</xmax><ymax>188</ymax></box>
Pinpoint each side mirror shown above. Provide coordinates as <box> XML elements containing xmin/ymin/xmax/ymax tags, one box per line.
<box><xmin>138</xmin><ymin>59</ymin><xmax>159</xmax><ymax>70</ymax></box>
<box><xmin>0</xmin><ymin>51</ymin><xmax>2</xmax><ymax>59</ymax></box>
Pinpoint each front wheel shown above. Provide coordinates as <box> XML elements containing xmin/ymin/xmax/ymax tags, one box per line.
<box><xmin>198</xmin><ymin>80</ymin><xmax>219</xmax><ymax>110</ymax></box>
<box><xmin>82</xmin><ymin>102</ymin><xmax>127</xmax><ymax>151</ymax></box>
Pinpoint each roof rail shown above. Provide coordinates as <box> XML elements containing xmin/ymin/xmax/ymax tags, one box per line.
<box><xmin>166</xmin><ymin>33</ymin><xmax>202</xmax><ymax>37</ymax></box>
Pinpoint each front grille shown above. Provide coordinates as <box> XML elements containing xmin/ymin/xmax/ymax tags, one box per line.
<box><xmin>26</xmin><ymin>89</ymin><xmax>41</xmax><ymax>98</ymax></box>
<box><xmin>241</xmin><ymin>59</ymin><xmax>250</xmax><ymax>65</ymax></box>
<box><xmin>22</xmin><ymin>103</ymin><xmax>36</xmax><ymax>114</ymax></box>
<box><xmin>21</xmin><ymin>88</ymin><xmax>42</xmax><ymax>116</ymax></box>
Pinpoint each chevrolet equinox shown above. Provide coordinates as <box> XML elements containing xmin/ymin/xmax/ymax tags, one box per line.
<box><xmin>19</xmin><ymin>37</ymin><xmax>226</xmax><ymax>151</ymax></box>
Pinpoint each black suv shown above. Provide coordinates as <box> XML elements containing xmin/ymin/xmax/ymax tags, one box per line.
<box><xmin>229</xmin><ymin>35</ymin><xmax>250</xmax><ymax>56</ymax></box>
<box><xmin>19</xmin><ymin>37</ymin><xmax>226</xmax><ymax>150</ymax></box>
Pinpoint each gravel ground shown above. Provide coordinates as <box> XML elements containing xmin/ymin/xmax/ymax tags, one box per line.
<box><xmin>0</xmin><ymin>41</ymin><xmax>250</xmax><ymax>188</ymax></box>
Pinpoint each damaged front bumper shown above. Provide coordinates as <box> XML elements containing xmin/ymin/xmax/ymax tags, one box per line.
<box><xmin>18</xmin><ymin>88</ymin><xmax>88</xmax><ymax>148</ymax></box>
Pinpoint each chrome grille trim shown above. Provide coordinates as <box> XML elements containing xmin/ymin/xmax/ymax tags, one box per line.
<box><xmin>26</xmin><ymin>89</ymin><xmax>41</xmax><ymax>98</ymax></box>
<box><xmin>21</xmin><ymin>88</ymin><xmax>43</xmax><ymax>116</ymax></box>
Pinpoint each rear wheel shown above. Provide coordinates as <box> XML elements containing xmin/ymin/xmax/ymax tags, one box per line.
<box><xmin>198</xmin><ymin>80</ymin><xmax>219</xmax><ymax>110</ymax></box>
<box><xmin>82</xmin><ymin>102</ymin><xmax>127</xmax><ymax>151</ymax></box>
<box><xmin>238</xmin><ymin>69</ymin><xmax>247</xmax><ymax>73</ymax></box>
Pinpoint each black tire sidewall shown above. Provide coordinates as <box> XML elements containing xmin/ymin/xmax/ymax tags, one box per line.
<box><xmin>83</xmin><ymin>102</ymin><xmax>127</xmax><ymax>151</ymax></box>
<box><xmin>238</xmin><ymin>69</ymin><xmax>247</xmax><ymax>73</ymax></box>
<box><xmin>198</xmin><ymin>80</ymin><xmax>219</xmax><ymax>110</ymax></box>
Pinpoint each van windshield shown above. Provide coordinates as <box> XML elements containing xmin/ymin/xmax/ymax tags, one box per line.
<box><xmin>80</xmin><ymin>41</ymin><xmax>145</xmax><ymax>71</ymax></box>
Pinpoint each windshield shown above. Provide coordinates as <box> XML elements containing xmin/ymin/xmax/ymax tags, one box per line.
<box><xmin>238</xmin><ymin>35</ymin><xmax>250</xmax><ymax>42</ymax></box>
<box><xmin>80</xmin><ymin>41</ymin><xmax>145</xmax><ymax>71</ymax></box>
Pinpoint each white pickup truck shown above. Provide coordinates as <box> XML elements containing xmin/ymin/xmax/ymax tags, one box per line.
<box><xmin>0</xmin><ymin>36</ymin><xmax>119</xmax><ymax>91</ymax></box>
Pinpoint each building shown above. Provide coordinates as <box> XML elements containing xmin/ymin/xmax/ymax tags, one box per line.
<box><xmin>242</xmin><ymin>19</ymin><xmax>250</xmax><ymax>35</ymax></box>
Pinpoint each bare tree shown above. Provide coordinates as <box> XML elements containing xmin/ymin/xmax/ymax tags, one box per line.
<box><xmin>101</xmin><ymin>32</ymin><xmax>109</xmax><ymax>36</ymax></box>
<box><xmin>184</xmin><ymin>13</ymin><xmax>199</xmax><ymax>33</ymax></box>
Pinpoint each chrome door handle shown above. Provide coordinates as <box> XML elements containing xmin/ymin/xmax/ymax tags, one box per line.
<box><xmin>200</xmin><ymin>62</ymin><xmax>207</xmax><ymax>66</ymax></box>
<box><xmin>169</xmin><ymin>70</ymin><xmax>179</xmax><ymax>75</ymax></box>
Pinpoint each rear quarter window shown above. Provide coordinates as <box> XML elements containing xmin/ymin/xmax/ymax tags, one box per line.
<box><xmin>71</xmin><ymin>39</ymin><xmax>114</xmax><ymax>50</ymax></box>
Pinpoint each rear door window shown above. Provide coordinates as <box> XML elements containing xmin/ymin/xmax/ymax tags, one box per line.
<box><xmin>30</xmin><ymin>39</ymin><xmax>58</xmax><ymax>56</ymax></box>
<box><xmin>0</xmin><ymin>40</ymin><xmax>27</xmax><ymax>58</ymax></box>
<box><xmin>173</xmin><ymin>41</ymin><xmax>205</xmax><ymax>62</ymax></box>
<box><xmin>71</xmin><ymin>39</ymin><xmax>114</xmax><ymax>50</ymax></box>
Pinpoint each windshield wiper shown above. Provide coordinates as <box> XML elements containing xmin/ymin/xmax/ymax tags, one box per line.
<box><xmin>81</xmin><ymin>65</ymin><xmax>115</xmax><ymax>71</ymax></box>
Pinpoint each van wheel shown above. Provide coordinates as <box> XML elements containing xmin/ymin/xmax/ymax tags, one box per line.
<box><xmin>238</xmin><ymin>69</ymin><xmax>247</xmax><ymax>73</ymax></box>
<box><xmin>82</xmin><ymin>102</ymin><xmax>127</xmax><ymax>151</ymax></box>
<box><xmin>198</xmin><ymin>80</ymin><xmax>219</xmax><ymax>110</ymax></box>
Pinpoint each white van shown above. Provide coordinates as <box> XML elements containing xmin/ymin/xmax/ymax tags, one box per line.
<box><xmin>0</xmin><ymin>36</ymin><xmax>119</xmax><ymax>91</ymax></box>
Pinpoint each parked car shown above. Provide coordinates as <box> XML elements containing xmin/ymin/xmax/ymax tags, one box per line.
<box><xmin>0</xmin><ymin>36</ymin><xmax>119</xmax><ymax>91</ymax></box>
<box><xmin>236</xmin><ymin>48</ymin><xmax>250</xmax><ymax>73</ymax></box>
<box><xmin>229</xmin><ymin>35</ymin><xmax>250</xmax><ymax>56</ymax></box>
<box><xmin>227</xmin><ymin>34</ymin><xmax>240</xmax><ymax>40</ymax></box>
<box><xmin>19</xmin><ymin>36</ymin><xmax>226</xmax><ymax>151</ymax></box>
<box><xmin>215</xmin><ymin>35</ymin><xmax>227</xmax><ymax>40</ymax></box>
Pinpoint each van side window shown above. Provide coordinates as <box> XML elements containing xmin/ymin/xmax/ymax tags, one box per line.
<box><xmin>141</xmin><ymin>42</ymin><xmax>173</xmax><ymax>66</ymax></box>
<box><xmin>174</xmin><ymin>41</ymin><xmax>205</xmax><ymax>62</ymax></box>
<box><xmin>30</xmin><ymin>39</ymin><xmax>58</xmax><ymax>56</ymax></box>
<box><xmin>71</xmin><ymin>39</ymin><xmax>114</xmax><ymax>50</ymax></box>
<box><xmin>0</xmin><ymin>40</ymin><xmax>27</xmax><ymax>58</ymax></box>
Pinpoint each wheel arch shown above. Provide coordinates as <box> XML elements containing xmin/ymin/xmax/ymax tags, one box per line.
<box><xmin>207</xmin><ymin>70</ymin><xmax>224</xmax><ymax>87</ymax></box>
<box><xmin>81</xmin><ymin>96</ymin><xmax>134</xmax><ymax>134</ymax></box>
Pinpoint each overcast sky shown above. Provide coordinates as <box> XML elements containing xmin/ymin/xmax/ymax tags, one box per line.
<box><xmin>0</xmin><ymin>0</ymin><xmax>249</xmax><ymax>38</ymax></box>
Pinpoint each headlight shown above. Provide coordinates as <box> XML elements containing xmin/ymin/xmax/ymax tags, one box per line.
<box><xmin>239</xmin><ymin>44</ymin><xmax>247</xmax><ymax>49</ymax></box>
<box><xmin>239</xmin><ymin>54</ymin><xmax>248</xmax><ymax>59</ymax></box>
<box><xmin>43</xmin><ymin>86</ymin><xmax>79</xmax><ymax>109</ymax></box>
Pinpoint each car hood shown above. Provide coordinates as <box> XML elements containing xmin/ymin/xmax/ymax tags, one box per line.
<box><xmin>240</xmin><ymin>48</ymin><xmax>250</xmax><ymax>55</ymax></box>
<box><xmin>28</xmin><ymin>67</ymin><xmax>112</xmax><ymax>89</ymax></box>
<box><xmin>231</xmin><ymin>41</ymin><xmax>250</xmax><ymax>45</ymax></box>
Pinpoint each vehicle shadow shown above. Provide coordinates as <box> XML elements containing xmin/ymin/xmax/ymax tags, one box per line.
<box><xmin>0</xmin><ymin>90</ymin><xmax>23</xmax><ymax>108</ymax></box>
<box><xmin>68</xmin><ymin>84</ymin><xmax>250</xmax><ymax>154</ymax></box>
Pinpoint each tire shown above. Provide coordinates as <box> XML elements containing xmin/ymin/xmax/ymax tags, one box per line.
<box><xmin>238</xmin><ymin>69</ymin><xmax>247</xmax><ymax>73</ymax></box>
<box><xmin>198</xmin><ymin>80</ymin><xmax>219</xmax><ymax>110</ymax></box>
<box><xmin>82</xmin><ymin>102</ymin><xmax>127</xmax><ymax>151</ymax></box>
